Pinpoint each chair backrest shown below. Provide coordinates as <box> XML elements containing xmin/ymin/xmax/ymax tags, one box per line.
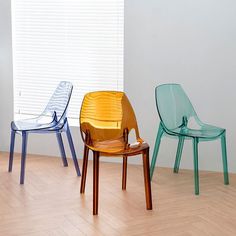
<box><xmin>42</xmin><ymin>81</ymin><xmax>73</xmax><ymax>122</ymax></box>
<box><xmin>80</xmin><ymin>91</ymin><xmax>140</xmax><ymax>142</ymax></box>
<box><xmin>155</xmin><ymin>84</ymin><xmax>197</xmax><ymax>131</ymax></box>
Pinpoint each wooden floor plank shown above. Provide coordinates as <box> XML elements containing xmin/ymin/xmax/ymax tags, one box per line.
<box><xmin>0</xmin><ymin>151</ymin><xmax>235</xmax><ymax>235</ymax></box>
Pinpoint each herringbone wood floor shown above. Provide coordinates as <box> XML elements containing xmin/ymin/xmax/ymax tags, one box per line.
<box><xmin>0</xmin><ymin>151</ymin><xmax>235</xmax><ymax>235</ymax></box>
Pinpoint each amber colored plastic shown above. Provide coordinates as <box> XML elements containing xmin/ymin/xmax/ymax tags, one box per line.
<box><xmin>80</xmin><ymin>91</ymin><xmax>143</xmax><ymax>154</ymax></box>
<box><xmin>79</xmin><ymin>91</ymin><xmax>152</xmax><ymax>215</ymax></box>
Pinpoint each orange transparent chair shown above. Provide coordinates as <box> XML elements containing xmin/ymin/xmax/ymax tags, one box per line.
<box><xmin>80</xmin><ymin>91</ymin><xmax>152</xmax><ymax>215</ymax></box>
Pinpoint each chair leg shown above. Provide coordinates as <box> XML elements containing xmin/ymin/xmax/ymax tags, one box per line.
<box><xmin>93</xmin><ymin>151</ymin><xmax>100</xmax><ymax>215</ymax></box>
<box><xmin>80</xmin><ymin>145</ymin><xmax>89</xmax><ymax>194</ymax></box>
<box><xmin>150</xmin><ymin>124</ymin><xmax>164</xmax><ymax>180</ymax></box>
<box><xmin>142</xmin><ymin>148</ymin><xmax>152</xmax><ymax>210</ymax></box>
<box><xmin>20</xmin><ymin>131</ymin><xmax>28</xmax><ymax>185</ymax></box>
<box><xmin>8</xmin><ymin>130</ymin><xmax>16</xmax><ymax>172</ymax></box>
<box><xmin>66</xmin><ymin>123</ymin><xmax>81</xmax><ymax>176</ymax></box>
<box><xmin>193</xmin><ymin>138</ymin><xmax>199</xmax><ymax>195</ymax></box>
<box><xmin>174</xmin><ymin>136</ymin><xmax>185</xmax><ymax>173</ymax></box>
<box><xmin>122</xmin><ymin>155</ymin><xmax>127</xmax><ymax>190</ymax></box>
<box><xmin>56</xmin><ymin>132</ymin><xmax>68</xmax><ymax>167</ymax></box>
<box><xmin>221</xmin><ymin>133</ymin><xmax>229</xmax><ymax>185</ymax></box>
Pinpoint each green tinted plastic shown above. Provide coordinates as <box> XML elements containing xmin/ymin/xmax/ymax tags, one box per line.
<box><xmin>155</xmin><ymin>84</ymin><xmax>224</xmax><ymax>139</ymax></box>
<box><xmin>155</xmin><ymin>84</ymin><xmax>196</xmax><ymax>130</ymax></box>
<box><xmin>151</xmin><ymin>83</ymin><xmax>229</xmax><ymax>195</ymax></box>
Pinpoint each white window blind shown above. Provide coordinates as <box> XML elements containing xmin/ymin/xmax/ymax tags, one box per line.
<box><xmin>12</xmin><ymin>0</ymin><xmax>124</xmax><ymax>123</ymax></box>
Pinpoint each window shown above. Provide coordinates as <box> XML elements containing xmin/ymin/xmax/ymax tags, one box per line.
<box><xmin>12</xmin><ymin>0</ymin><xmax>124</xmax><ymax>124</ymax></box>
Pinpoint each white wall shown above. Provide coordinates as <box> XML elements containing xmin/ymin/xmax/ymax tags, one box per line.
<box><xmin>124</xmin><ymin>0</ymin><xmax>236</xmax><ymax>172</ymax></box>
<box><xmin>0</xmin><ymin>0</ymin><xmax>14</xmax><ymax>153</ymax></box>
<box><xmin>1</xmin><ymin>0</ymin><xmax>236</xmax><ymax>172</ymax></box>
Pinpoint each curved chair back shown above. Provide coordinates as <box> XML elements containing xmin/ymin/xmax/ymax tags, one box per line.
<box><xmin>42</xmin><ymin>81</ymin><xmax>73</xmax><ymax>123</ymax></box>
<box><xmin>80</xmin><ymin>91</ymin><xmax>141</xmax><ymax>143</ymax></box>
<box><xmin>155</xmin><ymin>84</ymin><xmax>197</xmax><ymax>131</ymax></box>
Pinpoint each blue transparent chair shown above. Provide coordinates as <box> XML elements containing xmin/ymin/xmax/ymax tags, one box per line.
<box><xmin>8</xmin><ymin>81</ymin><xmax>81</xmax><ymax>184</ymax></box>
<box><xmin>150</xmin><ymin>84</ymin><xmax>229</xmax><ymax>195</ymax></box>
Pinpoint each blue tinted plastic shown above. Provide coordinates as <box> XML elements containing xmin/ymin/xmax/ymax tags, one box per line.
<box><xmin>9</xmin><ymin>81</ymin><xmax>80</xmax><ymax>184</ymax></box>
<box><xmin>12</xmin><ymin>81</ymin><xmax>73</xmax><ymax>131</ymax></box>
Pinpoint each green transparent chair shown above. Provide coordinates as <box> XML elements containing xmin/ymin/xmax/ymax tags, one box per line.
<box><xmin>150</xmin><ymin>84</ymin><xmax>229</xmax><ymax>195</ymax></box>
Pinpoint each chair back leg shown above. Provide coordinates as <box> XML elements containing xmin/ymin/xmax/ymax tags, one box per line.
<box><xmin>56</xmin><ymin>132</ymin><xmax>68</xmax><ymax>167</ymax></box>
<box><xmin>221</xmin><ymin>133</ymin><xmax>229</xmax><ymax>185</ymax></box>
<box><xmin>142</xmin><ymin>148</ymin><xmax>152</xmax><ymax>210</ymax></box>
<box><xmin>122</xmin><ymin>155</ymin><xmax>127</xmax><ymax>190</ymax></box>
<box><xmin>150</xmin><ymin>124</ymin><xmax>164</xmax><ymax>179</ymax></box>
<box><xmin>93</xmin><ymin>151</ymin><xmax>100</xmax><ymax>215</ymax></box>
<box><xmin>193</xmin><ymin>138</ymin><xmax>199</xmax><ymax>195</ymax></box>
<box><xmin>80</xmin><ymin>145</ymin><xmax>89</xmax><ymax>193</ymax></box>
<box><xmin>174</xmin><ymin>136</ymin><xmax>185</xmax><ymax>173</ymax></box>
<box><xmin>65</xmin><ymin>122</ymin><xmax>81</xmax><ymax>176</ymax></box>
<box><xmin>8</xmin><ymin>130</ymin><xmax>16</xmax><ymax>172</ymax></box>
<box><xmin>20</xmin><ymin>131</ymin><xmax>28</xmax><ymax>184</ymax></box>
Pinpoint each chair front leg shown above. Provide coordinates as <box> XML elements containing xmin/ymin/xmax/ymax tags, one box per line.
<box><xmin>20</xmin><ymin>131</ymin><xmax>28</xmax><ymax>184</ymax></box>
<box><xmin>8</xmin><ymin>130</ymin><xmax>16</xmax><ymax>172</ymax></box>
<box><xmin>93</xmin><ymin>151</ymin><xmax>100</xmax><ymax>215</ymax></box>
<box><xmin>80</xmin><ymin>144</ymin><xmax>89</xmax><ymax>194</ymax></box>
<box><xmin>193</xmin><ymin>138</ymin><xmax>199</xmax><ymax>195</ymax></box>
<box><xmin>150</xmin><ymin>123</ymin><xmax>164</xmax><ymax>180</ymax></box>
<box><xmin>66</xmin><ymin>123</ymin><xmax>81</xmax><ymax>176</ymax></box>
<box><xmin>56</xmin><ymin>132</ymin><xmax>68</xmax><ymax>167</ymax></box>
<box><xmin>122</xmin><ymin>155</ymin><xmax>127</xmax><ymax>190</ymax></box>
<box><xmin>142</xmin><ymin>148</ymin><xmax>152</xmax><ymax>210</ymax></box>
<box><xmin>174</xmin><ymin>136</ymin><xmax>185</xmax><ymax>173</ymax></box>
<box><xmin>221</xmin><ymin>133</ymin><xmax>229</xmax><ymax>185</ymax></box>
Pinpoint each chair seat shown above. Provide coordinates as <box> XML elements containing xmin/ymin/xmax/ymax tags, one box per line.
<box><xmin>11</xmin><ymin>116</ymin><xmax>58</xmax><ymax>132</ymax></box>
<box><xmin>90</xmin><ymin>138</ymin><xmax>149</xmax><ymax>156</ymax></box>
<box><xmin>170</xmin><ymin>125</ymin><xmax>225</xmax><ymax>139</ymax></box>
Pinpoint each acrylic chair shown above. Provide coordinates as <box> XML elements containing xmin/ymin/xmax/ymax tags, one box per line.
<box><xmin>150</xmin><ymin>84</ymin><xmax>229</xmax><ymax>195</ymax></box>
<box><xmin>8</xmin><ymin>81</ymin><xmax>81</xmax><ymax>184</ymax></box>
<box><xmin>79</xmin><ymin>91</ymin><xmax>152</xmax><ymax>215</ymax></box>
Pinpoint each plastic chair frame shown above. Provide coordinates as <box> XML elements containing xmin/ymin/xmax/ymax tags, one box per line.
<box><xmin>8</xmin><ymin>81</ymin><xmax>81</xmax><ymax>184</ymax></box>
<box><xmin>150</xmin><ymin>84</ymin><xmax>229</xmax><ymax>195</ymax></box>
<box><xmin>79</xmin><ymin>91</ymin><xmax>152</xmax><ymax>215</ymax></box>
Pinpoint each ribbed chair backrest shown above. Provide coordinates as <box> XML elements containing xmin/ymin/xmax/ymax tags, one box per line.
<box><xmin>80</xmin><ymin>91</ymin><xmax>141</xmax><ymax>143</ymax></box>
<box><xmin>42</xmin><ymin>81</ymin><xmax>73</xmax><ymax>122</ymax></box>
